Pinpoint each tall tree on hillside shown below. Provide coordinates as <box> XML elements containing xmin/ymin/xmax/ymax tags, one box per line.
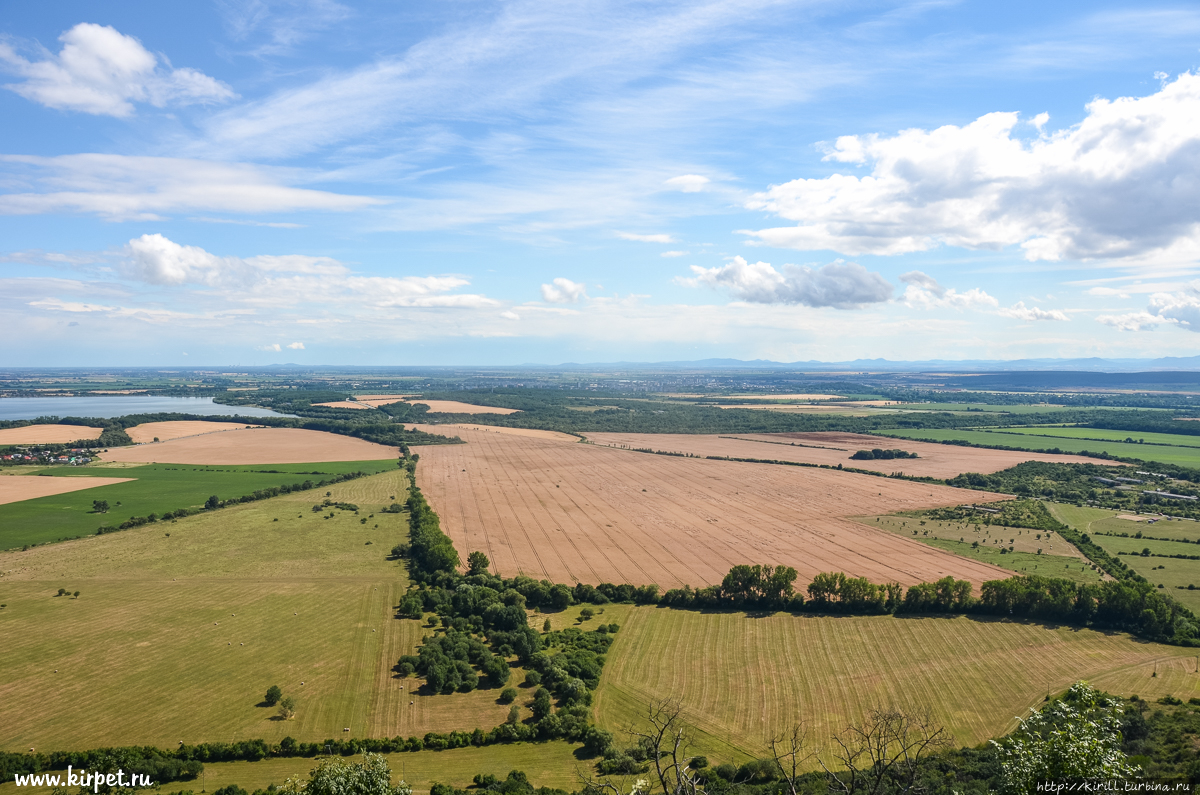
<box><xmin>466</xmin><ymin>550</ymin><xmax>490</xmax><ymax>576</ymax></box>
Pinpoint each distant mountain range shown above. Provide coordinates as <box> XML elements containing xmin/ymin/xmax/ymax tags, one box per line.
<box><xmin>546</xmin><ymin>356</ymin><xmax>1200</xmax><ymax>373</ymax></box>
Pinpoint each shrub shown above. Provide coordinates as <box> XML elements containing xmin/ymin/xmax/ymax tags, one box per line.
<box><xmin>499</xmin><ymin>687</ymin><xmax>518</xmax><ymax>704</ymax></box>
<box><xmin>264</xmin><ymin>685</ymin><xmax>283</xmax><ymax>706</ymax></box>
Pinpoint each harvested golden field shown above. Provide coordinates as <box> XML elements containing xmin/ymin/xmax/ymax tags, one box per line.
<box><xmin>409</xmin><ymin>425</ymin><xmax>1010</xmax><ymax>589</ymax></box>
<box><xmin>725</xmin><ymin>393</ymin><xmax>846</xmax><ymax>401</ymax></box>
<box><xmin>0</xmin><ymin>475</ymin><xmax>135</xmax><ymax>506</ymax></box>
<box><xmin>595</xmin><ymin>608</ymin><xmax>1200</xmax><ymax>764</ymax></box>
<box><xmin>100</xmin><ymin>427</ymin><xmax>398</xmax><ymax>465</ymax></box>
<box><xmin>314</xmin><ymin>400</ymin><xmax>373</xmax><ymax>409</ymax></box>
<box><xmin>126</xmin><ymin>421</ymin><xmax>260</xmax><ymax>443</ymax></box>
<box><xmin>416</xmin><ymin>400</ymin><xmax>521</xmax><ymax>414</ymax></box>
<box><xmin>584</xmin><ymin>431</ymin><xmax>1101</xmax><ymax>479</ymax></box>
<box><xmin>355</xmin><ymin>394</ymin><xmax>420</xmax><ymax>404</ymax></box>
<box><xmin>0</xmin><ymin>424</ymin><xmax>102</xmax><ymax>444</ymax></box>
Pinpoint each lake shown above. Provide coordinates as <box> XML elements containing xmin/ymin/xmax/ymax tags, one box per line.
<box><xmin>0</xmin><ymin>396</ymin><xmax>288</xmax><ymax>421</ymax></box>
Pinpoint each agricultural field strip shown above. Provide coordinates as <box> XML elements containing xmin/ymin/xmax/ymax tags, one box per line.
<box><xmin>582</xmin><ymin>431</ymin><xmax>1101</xmax><ymax>479</ymax></box>
<box><xmin>595</xmin><ymin>608</ymin><xmax>1200</xmax><ymax>765</ymax></box>
<box><xmin>413</xmin><ymin>426</ymin><xmax>1012</xmax><ymax>588</ymax></box>
<box><xmin>875</xmin><ymin>428</ymin><xmax>1200</xmax><ymax>466</ymax></box>
<box><xmin>978</xmin><ymin>426</ymin><xmax>1200</xmax><ymax>449</ymax></box>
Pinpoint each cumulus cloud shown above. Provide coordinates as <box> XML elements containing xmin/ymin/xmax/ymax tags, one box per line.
<box><xmin>997</xmin><ymin>301</ymin><xmax>1070</xmax><ymax>322</ymax></box>
<box><xmin>0</xmin><ymin>154</ymin><xmax>380</xmax><ymax>221</ymax></box>
<box><xmin>1099</xmin><ymin>281</ymin><xmax>1200</xmax><ymax>332</ymax></box>
<box><xmin>540</xmin><ymin>277</ymin><xmax>588</xmax><ymax>304</ymax></box>
<box><xmin>745</xmin><ymin>73</ymin><xmax>1200</xmax><ymax>263</ymax></box>
<box><xmin>682</xmin><ymin>256</ymin><xmax>892</xmax><ymax>309</ymax></box>
<box><xmin>616</xmin><ymin>232</ymin><xmax>675</xmax><ymax>243</ymax></box>
<box><xmin>664</xmin><ymin>175</ymin><xmax>710</xmax><ymax>193</ymax></box>
<box><xmin>898</xmin><ymin>271</ymin><xmax>998</xmax><ymax>310</ymax></box>
<box><xmin>287</xmin><ymin>341</ymin><xmax>305</xmax><ymax>349</ymax></box>
<box><xmin>501</xmin><ymin>310</ymin><xmax>520</xmax><ymax>320</ymax></box>
<box><xmin>0</xmin><ymin>23</ymin><xmax>234</xmax><ymax>116</ymax></box>
<box><xmin>259</xmin><ymin>343</ymin><xmax>283</xmax><ymax>352</ymax></box>
<box><xmin>661</xmin><ymin>251</ymin><xmax>688</xmax><ymax>258</ymax></box>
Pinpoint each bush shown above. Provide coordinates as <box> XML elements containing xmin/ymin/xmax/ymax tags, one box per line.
<box><xmin>499</xmin><ymin>687</ymin><xmax>518</xmax><ymax>704</ymax></box>
<box><xmin>264</xmin><ymin>685</ymin><xmax>282</xmax><ymax>706</ymax></box>
<box><xmin>524</xmin><ymin>671</ymin><xmax>541</xmax><ymax>687</ymax></box>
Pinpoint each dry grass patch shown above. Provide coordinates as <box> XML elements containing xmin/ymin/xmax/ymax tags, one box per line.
<box><xmin>595</xmin><ymin>607</ymin><xmax>1200</xmax><ymax>765</ymax></box>
<box><xmin>0</xmin><ymin>475</ymin><xmax>135</xmax><ymax>506</ymax></box>
<box><xmin>415</xmin><ymin>401</ymin><xmax>521</xmax><ymax>415</ymax></box>
<box><xmin>100</xmin><ymin>428</ymin><xmax>398</xmax><ymax>465</ymax></box>
<box><xmin>408</xmin><ymin>426</ymin><xmax>1010</xmax><ymax>589</ymax></box>
<box><xmin>126</xmin><ymin>421</ymin><xmax>261</xmax><ymax>443</ymax></box>
<box><xmin>585</xmin><ymin>431</ymin><xmax>1101</xmax><ymax>479</ymax></box>
<box><xmin>0</xmin><ymin>425</ymin><xmax>103</xmax><ymax>445</ymax></box>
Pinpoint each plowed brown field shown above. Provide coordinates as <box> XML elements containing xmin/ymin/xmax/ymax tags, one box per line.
<box><xmin>0</xmin><ymin>425</ymin><xmax>102</xmax><ymax>444</ymax></box>
<box><xmin>409</xmin><ymin>425</ymin><xmax>1011</xmax><ymax>589</ymax></box>
<box><xmin>126</xmin><ymin>421</ymin><xmax>259</xmax><ymax>443</ymax></box>
<box><xmin>100</xmin><ymin>427</ymin><xmax>398</xmax><ymax>465</ymax></box>
<box><xmin>0</xmin><ymin>475</ymin><xmax>135</xmax><ymax>505</ymax></box>
<box><xmin>584</xmin><ymin>431</ymin><xmax>1101</xmax><ymax>479</ymax></box>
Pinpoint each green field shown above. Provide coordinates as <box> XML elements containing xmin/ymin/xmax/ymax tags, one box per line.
<box><xmin>593</xmin><ymin>607</ymin><xmax>1200</xmax><ymax>767</ymax></box>
<box><xmin>0</xmin><ymin>466</ymin><xmax>542</xmax><ymax>752</ymax></box>
<box><xmin>876</xmin><ymin>428</ymin><xmax>1200</xmax><ymax>466</ymax></box>
<box><xmin>857</xmin><ymin>513</ymin><xmax>1104</xmax><ymax>584</ymax></box>
<box><xmin>996</xmin><ymin>426</ymin><xmax>1200</xmax><ymax>449</ymax></box>
<box><xmin>0</xmin><ymin>744</ymin><xmax>589</xmax><ymax>795</ymax></box>
<box><xmin>0</xmin><ymin>460</ymin><xmax>398</xmax><ymax>549</ymax></box>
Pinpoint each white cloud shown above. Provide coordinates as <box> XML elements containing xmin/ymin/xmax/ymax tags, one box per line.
<box><xmin>0</xmin><ymin>154</ymin><xmax>381</xmax><ymax>221</ymax></box>
<box><xmin>0</xmin><ymin>23</ymin><xmax>234</xmax><ymax>117</ymax></box>
<box><xmin>541</xmin><ymin>277</ymin><xmax>589</xmax><ymax>304</ymax></box>
<box><xmin>1096</xmin><ymin>312</ymin><xmax>1176</xmax><ymax>332</ymax></box>
<box><xmin>259</xmin><ymin>343</ymin><xmax>283</xmax><ymax>352</ymax></box>
<box><xmin>1086</xmin><ymin>286</ymin><xmax>1131</xmax><ymax>298</ymax></box>
<box><xmin>501</xmin><ymin>310</ymin><xmax>520</xmax><ymax>320</ymax></box>
<box><xmin>681</xmin><ymin>256</ymin><xmax>892</xmax><ymax>308</ymax></box>
<box><xmin>898</xmin><ymin>271</ymin><xmax>998</xmax><ymax>310</ymax></box>
<box><xmin>27</xmin><ymin>299</ymin><xmax>115</xmax><ymax>313</ymax></box>
<box><xmin>745</xmin><ymin>73</ymin><xmax>1200</xmax><ymax>263</ymax></box>
<box><xmin>616</xmin><ymin>232</ymin><xmax>676</xmax><ymax>243</ymax></box>
<box><xmin>661</xmin><ymin>251</ymin><xmax>688</xmax><ymax>258</ymax></box>
<box><xmin>664</xmin><ymin>174</ymin><xmax>710</xmax><ymax>193</ymax></box>
<box><xmin>286</xmin><ymin>341</ymin><xmax>305</xmax><ymax>349</ymax></box>
<box><xmin>997</xmin><ymin>301</ymin><xmax>1070</xmax><ymax>322</ymax></box>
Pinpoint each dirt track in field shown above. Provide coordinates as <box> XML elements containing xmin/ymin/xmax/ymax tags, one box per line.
<box><xmin>126</xmin><ymin>421</ymin><xmax>260</xmax><ymax>443</ymax></box>
<box><xmin>584</xmin><ymin>431</ymin><xmax>1102</xmax><ymax>479</ymax></box>
<box><xmin>100</xmin><ymin>428</ymin><xmax>398</xmax><ymax>465</ymax></box>
<box><xmin>409</xmin><ymin>425</ymin><xmax>1012</xmax><ymax>589</ymax></box>
<box><xmin>0</xmin><ymin>475</ymin><xmax>135</xmax><ymax>505</ymax></box>
<box><xmin>0</xmin><ymin>425</ymin><xmax>103</xmax><ymax>445</ymax></box>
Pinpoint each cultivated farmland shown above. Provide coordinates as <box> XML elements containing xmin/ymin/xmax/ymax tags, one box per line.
<box><xmin>100</xmin><ymin>427</ymin><xmax>399</xmax><ymax>465</ymax></box>
<box><xmin>0</xmin><ymin>475</ymin><xmax>135</xmax><ymax>506</ymax></box>
<box><xmin>126</xmin><ymin>421</ymin><xmax>260</xmax><ymax>443</ymax></box>
<box><xmin>0</xmin><ymin>466</ymin><xmax>517</xmax><ymax>751</ymax></box>
<box><xmin>415</xmin><ymin>400</ymin><xmax>521</xmax><ymax>414</ymax></box>
<box><xmin>583</xmin><ymin>431</ymin><xmax>1100</xmax><ymax>479</ymax></box>
<box><xmin>876</xmin><ymin>428</ymin><xmax>1200</xmax><ymax>467</ymax></box>
<box><xmin>0</xmin><ymin>425</ymin><xmax>103</xmax><ymax>444</ymax></box>
<box><xmin>594</xmin><ymin>607</ymin><xmax>1200</xmax><ymax>764</ymax></box>
<box><xmin>409</xmin><ymin>425</ymin><xmax>1012</xmax><ymax>589</ymax></box>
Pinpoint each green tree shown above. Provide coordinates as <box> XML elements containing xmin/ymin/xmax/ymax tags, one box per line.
<box><xmin>542</xmin><ymin>618</ymin><xmax>552</xmax><ymax>632</ymax></box>
<box><xmin>92</xmin><ymin>500</ymin><xmax>109</xmax><ymax>514</ymax></box>
<box><xmin>499</xmin><ymin>687</ymin><xmax>518</xmax><ymax>704</ymax></box>
<box><xmin>278</xmin><ymin>695</ymin><xmax>296</xmax><ymax>720</ymax></box>
<box><xmin>265</xmin><ymin>685</ymin><xmax>283</xmax><ymax>706</ymax></box>
<box><xmin>579</xmin><ymin>607</ymin><xmax>595</xmax><ymax>621</ymax></box>
<box><xmin>205</xmin><ymin>495</ymin><xmax>220</xmax><ymax>510</ymax></box>
<box><xmin>280</xmin><ymin>752</ymin><xmax>411</xmax><ymax>795</ymax></box>
<box><xmin>992</xmin><ymin>682</ymin><xmax>1138</xmax><ymax>794</ymax></box>
<box><xmin>466</xmin><ymin>550</ymin><xmax>490</xmax><ymax>576</ymax></box>
<box><xmin>506</xmin><ymin>705</ymin><xmax>521</xmax><ymax>725</ymax></box>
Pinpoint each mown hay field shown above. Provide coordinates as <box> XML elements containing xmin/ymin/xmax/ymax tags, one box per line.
<box><xmin>0</xmin><ymin>466</ymin><xmax>516</xmax><ymax>751</ymax></box>
<box><xmin>0</xmin><ymin>460</ymin><xmax>397</xmax><ymax>550</ymax></box>
<box><xmin>594</xmin><ymin>607</ymin><xmax>1200</xmax><ymax>765</ymax></box>
<box><xmin>409</xmin><ymin>426</ymin><xmax>1012</xmax><ymax>589</ymax></box>
<box><xmin>100</xmin><ymin>428</ymin><xmax>399</xmax><ymax>465</ymax></box>
<box><xmin>583</xmin><ymin>431</ymin><xmax>1101</xmax><ymax>479</ymax></box>
<box><xmin>0</xmin><ymin>425</ymin><xmax>103</xmax><ymax>444</ymax></box>
<box><xmin>126</xmin><ymin>421</ymin><xmax>261</xmax><ymax>443</ymax></box>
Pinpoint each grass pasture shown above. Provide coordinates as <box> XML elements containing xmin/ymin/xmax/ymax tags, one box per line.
<box><xmin>858</xmin><ymin>513</ymin><xmax>1104</xmax><ymax>584</ymax></box>
<box><xmin>594</xmin><ymin>607</ymin><xmax>1200</xmax><ymax>766</ymax></box>
<box><xmin>876</xmin><ymin>428</ymin><xmax>1200</xmax><ymax>467</ymax></box>
<box><xmin>0</xmin><ymin>460</ymin><xmax>397</xmax><ymax>550</ymax></box>
<box><xmin>0</xmin><ymin>465</ymin><xmax>523</xmax><ymax>752</ymax></box>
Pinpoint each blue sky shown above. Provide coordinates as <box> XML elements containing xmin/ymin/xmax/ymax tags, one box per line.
<box><xmin>2</xmin><ymin>1</ymin><xmax>1200</xmax><ymax>366</ymax></box>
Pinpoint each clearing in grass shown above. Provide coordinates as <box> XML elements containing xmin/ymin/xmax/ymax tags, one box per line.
<box><xmin>0</xmin><ymin>460</ymin><xmax>397</xmax><ymax>550</ymax></box>
<box><xmin>593</xmin><ymin>607</ymin><xmax>1200</xmax><ymax>766</ymax></box>
<box><xmin>409</xmin><ymin>425</ymin><xmax>1012</xmax><ymax>589</ymax></box>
